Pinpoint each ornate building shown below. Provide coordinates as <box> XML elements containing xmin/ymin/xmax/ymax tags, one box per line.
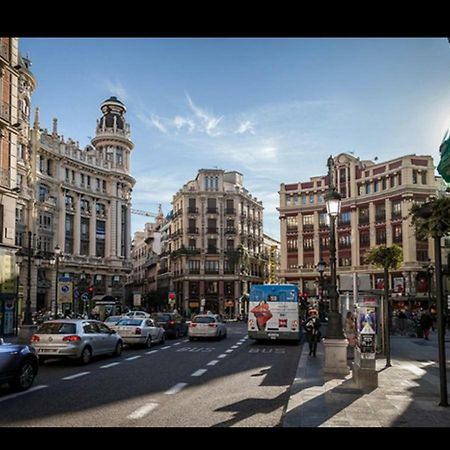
<box><xmin>0</xmin><ymin>38</ymin><xmax>23</xmax><ymax>335</ymax></box>
<box><xmin>170</xmin><ymin>169</ymin><xmax>265</xmax><ymax>316</ymax></box>
<box><xmin>278</xmin><ymin>152</ymin><xmax>444</xmax><ymax>309</ymax></box>
<box><xmin>16</xmin><ymin>96</ymin><xmax>135</xmax><ymax>314</ymax></box>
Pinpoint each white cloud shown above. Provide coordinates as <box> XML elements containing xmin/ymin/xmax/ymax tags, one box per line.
<box><xmin>235</xmin><ymin>120</ymin><xmax>255</xmax><ymax>135</ymax></box>
<box><xmin>173</xmin><ymin>116</ymin><xmax>196</xmax><ymax>133</ymax></box>
<box><xmin>150</xmin><ymin>114</ymin><xmax>168</xmax><ymax>134</ymax></box>
<box><xmin>185</xmin><ymin>92</ymin><xmax>224</xmax><ymax>136</ymax></box>
<box><xmin>104</xmin><ymin>80</ymin><xmax>129</xmax><ymax>102</ymax></box>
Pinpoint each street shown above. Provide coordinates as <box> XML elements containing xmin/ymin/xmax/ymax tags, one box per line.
<box><xmin>0</xmin><ymin>323</ymin><xmax>303</xmax><ymax>427</ymax></box>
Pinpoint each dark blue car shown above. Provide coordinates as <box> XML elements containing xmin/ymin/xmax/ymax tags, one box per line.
<box><xmin>0</xmin><ymin>338</ymin><xmax>39</xmax><ymax>391</ymax></box>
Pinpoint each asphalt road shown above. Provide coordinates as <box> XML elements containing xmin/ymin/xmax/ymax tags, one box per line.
<box><xmin>0</xmin><ymin>322</ymin><xmax>303</xmax><ymax>427</ymax></box>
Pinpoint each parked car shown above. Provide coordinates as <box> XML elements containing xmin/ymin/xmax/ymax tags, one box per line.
<box><xmin>188</xmin><ymin>314</ymin><xmax>227</xmax><ymax>340</ymax></box>
<box><xmin>0</xmin><ymin>338</ymin><xmax>39</xmax><ymax>391</ymax></box>
<box><xmin>104</xmin><ymin>315</ymin><xmax>125</xmax><ymax>331</ymax></box>
<box><xmin>31</xmin><ymin>320</ymin><xmax>123</xmax><ymax>365</ymax></box>
<box><xmin>125</xmin><ymin>311</ymin><xmax>150</xmax><ymax>319</ymax></box>
<box><xmin>152</xmin><ymin>312</ymin><xmax>188</xmax><ymax>339</ymax></box>
<box><xmin>115</xmin><ymin>318</ymin><xmax>165</xmax><ymax>347</ymax></box>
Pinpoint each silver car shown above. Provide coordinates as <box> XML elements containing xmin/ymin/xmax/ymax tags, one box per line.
<box><xmin>115</xmin><ymin>317</ymin><xmax>165</xmax><ymax>347</ymax></box>
<box><xmin>188</xmin><ymin>314</ymin><xmax>227</xmax><ymax>340</ymax></box>
<box><xmin>31</xmin><ymin>320</ymin><xmax>123</xmax><ymax>365</ymax></box>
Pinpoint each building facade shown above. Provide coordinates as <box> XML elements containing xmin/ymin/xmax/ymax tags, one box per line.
<box><xmin>278</xmin><ymin>152</ymin><xmax>444</xmax><ymax>309</ymax></box>
<box><xmin>170</xmin><ymin>169</ymin><xmax>265</xmax><ymax>317</ymax></box>
<box><xmin>262</xmin><ymin>233</ymin><xmax>281</xmax><ymax>283</ymax></box>
<box><xmin>15</xmin><ymin>96</ymin><xmax>135</xmax><ymax>314</ymax></box>
<box><xmin>0</xmin><ymin>38</ymin><xmax>22</xmax><ymax>335</ymax></box>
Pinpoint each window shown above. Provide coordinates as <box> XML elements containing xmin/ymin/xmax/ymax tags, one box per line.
<box><xmin>320</xmin><ymin>235</ymin><xmax>329</xmax><ymax>248</ymax></box>
<box><xmin>303</xmin><ymin>215</ymin><xmax>313</xmax><ymax>228</ymax></box>
<box><xmin>65</xmin><ymin>215</ymin><xmax>74</xmax><ymax>253</ymax></box>
<box><xmin>207</xmin><ymin>198</ymin><xmax>217</xmax><ymax>213</ymax></box>
<box><xmin>15</xmin><ymin>204</ymin><xmax>24</xmax><ymax>223</ymax></box>
<box><xmin>226</xmin><ymin>239</ymin><xmax>234</xmax><ymax>250</ymax></box>
<box><xmin>65</xmin><ymin>194</ymin><xmax>74</xmax><ymax>209</ymax></box>
<box><xmin>339</xmin><ymin>211</ymin><xmax>351</xmax><ymax>225</ymax></box>
<box><xmin>293</xmin><ymin>194</ymin><xmax>299</xmax><ymax>206</ymax></box>
<box><xmin>81</xmin><ymin>217</ymin><xmax>90</xmax><ymax>255</ymax></box>
<box><xmin>80</xmin><ymin>199</ymin><xmax>90</xmax><ymax>213</ymax></box>
<box><xmin>287</xmin><ymin>238</ymin><xmax>298</xmax><ymax>251</ymax></box>
<box><xmin>207</xmin><ymin>239</ymin><xmax>217</xmax><ymax>253</ymax></box>
<box><xmin>188</xmin><ymin>238</ymin><xmax>196</xmax><ymax>249</ymax></box>
<box><xmin>365</xmin><ymin>183</ymin><xmax>371</xmax><ymax>194</ymax></box>
<box><xmin>382</xmin><ymin>178</ymin><xmax>387</xmax><ymax>190</ymax></box>
<box><xmin>303</xmin><ymin>237</ymin><xmax>313</xmax><ymax>250</ymax></box>
<box><xmin>309</xmin><ymin>194</ymin><xmax>314</xmax><ymax>204</ymax></box>
<box><xmin>65</xmin><ymin>168</ymin><xmax>70</xmax><ymax>182</ymax></box>
<box><xmin>393</xmin><ymin>224</ymin><xmax>402</xmax><ymax>243</ymax></box>
<box><xmin>359</xmin><ymin>231</ymin><xmax>370</xmax><ymax>247</ymax></box>
<box><xmin>39</xmin><ymin>212</ymin><xmax>52</xmax><ymax>230</ymax></box>
<box><xmin>398</xmin><ymin>173</ymin><xmax>402</xmax><ymax>186</ymax></box>
<box><xmin>339</xmin><ymin>234</ymin><xmax>351</xmax><ymax>248</ymax></box>
<box><xmin>205</xmin><ymin>260</ymin><xmax>219</xmax><ymax>273</ymax></box>
<box><xmin>116</xmin><ymin>147</ymin><xmax>124</xmax><ymax>165</ymax></box>
<box><xmin>373</xmin><ymin>180</ymin><xmax>379</xmax><ymax>192</ymax></box>
<box><xmin>96</xmin><ymin>203</ymin><xmax>106</xmax><ymax>216</ymax></box>
<box><xmin>319</xmin><ymin>212</ymin><xmax>329</xmax><ymax>227</ymax></box>
<box><xmin>412</xmin><ymin>170</ymin><xmax>418</xmax><ymax>184</ymax></box>
<box><xmin>287</xmin><ymin>216</ymin><xmax>298</xmax><ymax>231</ymax></box>
<box><xmin>188</xmin><ymin>260</ymin><xmax>200</xmax><ymax>273</ymax></box>
<box><xmin>206</xmin><ymin>282</ymin><xmax>218</xmax><ymax>294</ymax></box>
<box><xmin>358</xmin><ymin>207</ymin><xmax>369</xmax><ymax>224</ymax></box>
<box><xmin>38</xmin><ymin>184</ymin><xmax>49</xmax><ymax>202</ymax></box>
<box><xmin>376</xmin><ymin>227</ymin><xmax>386</xmax><ymax>245</ymax></box>
<box><xmin>390</xmin><ymin>176</ymin><xmax>395</xmax><ymax>188</ymax></box>
<box><xmin>301</xmin><ymin>195</ymin><xmax>306</xmax><ymax>205</ymax></box>
<box><xmin>375</xmin><ymin>203</ymin><xmax>386</xmax><ymax>221</ymax></box>
<box><xmin>80</xmin><ymin>173</ymin><xmax>85</xmax><ymax>186</ymax></box>
<box><xmin>17</xmin><ymin>143</ymin><xmax>25</xmax><ymax>160</ymax></box>
<box><xmin>286</xmin><ymin>196</ymin><xmax>292</xmax><ymax>206</ymax></box>
<box><xmin>392</xmin><ymin>201</ymin><xmax>401</xmax><ymax>218</ymax></box>
<box><xmin>96</xmin><ymin>220</ymin><xmax>105</xmax><ymax>257</ymax></box>
<box><xmin>421</xmin><ymin>171</ymin><xmax>427</xmax><ymax>184</ymax></box>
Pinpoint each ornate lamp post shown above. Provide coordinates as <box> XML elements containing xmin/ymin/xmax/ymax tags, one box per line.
<box><xmin>322</xmin><ymin>155</ymin><xmax>348</xmax><ymax>375</ymax></box>
<box><xmin>316</xmin><ymin>258</ymin><xmax>326</xmax><ymax>321</ymax></box>
<box><xmin>424</xmin><ymin>260</ymin><xmax>434</xmax><ymax>310</ymax></box>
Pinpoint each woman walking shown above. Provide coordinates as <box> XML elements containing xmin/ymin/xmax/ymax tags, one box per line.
<box><xmin>304</xmin><ymin>308</ymin><xmax>321</xmax><ymax>357</ymax></box>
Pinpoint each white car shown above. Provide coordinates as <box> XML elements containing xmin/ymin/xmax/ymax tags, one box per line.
<box><xmin>115</xmin><ymin>317</ymin><xmax>165</xmax><ymax>347</ymax></box>
<box><xmin>188</xmin><ymin>314</ymin><xmax>227</xmax><ymax>340</ymax></box>
<box><xmin>125</xmin><ymin>311</ymin><xmax>150</xmax><ymax>319</ymax></box>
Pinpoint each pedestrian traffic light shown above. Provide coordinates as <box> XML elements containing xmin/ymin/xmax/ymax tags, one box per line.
<box><xmin>87</xmin><ymin>286</ymin><xmax>94</xmax><ymax>298</ymax></box>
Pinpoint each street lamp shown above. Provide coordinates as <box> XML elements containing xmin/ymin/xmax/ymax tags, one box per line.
<box><xmin>316</xmin><ymin>258</ymin><xmax>326</xmax><ymax>321</ymax></box>
<box><xmin>324</xmin><ymin>189</ymin><xmax>344</xmax><ymax>340</ymax></box>
<box><xmin>54</xmin><ymin>245</ymin><xmax>63</xmax><ymax>317</ymax></box>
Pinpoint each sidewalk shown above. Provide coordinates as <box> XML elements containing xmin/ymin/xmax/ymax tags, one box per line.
<box><xmin>283</xmin><ymin>329</ymin><xmax>450</xmax><ymax>427</ymax></box>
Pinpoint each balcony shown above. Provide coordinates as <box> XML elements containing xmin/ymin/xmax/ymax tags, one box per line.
<box><xmin>188</xmin><ymin>269</ymin><xmax>200</xmax><ymax>274</ymax></box>
<box><xmin>0</xmin><ymin>100</ymin><xmax>11</xmax><ymax>123</ymax></box>
<box><xmin>188</xmin><ymin>207</ymin><xmax>198</xmax><ymax>214</ymax></box>
<box><xmin>207</xmin><ymin>228</ymin><xmax>218</xmax><ymax>234</ymax></box>
<box><xmin>205</xmin><ymin>269</ymin><xmax>219</xmax><ymax>274</ymax></box>
<box><xmin>187</xmin><ymin>227</ymin><xmax>199</xmax><ymax>234</ymax></box>
<box><xmin>225</xmin><ymin>208</ymin><xmax>235</xmax><ymax>215</ymax></box>
<box><xmin>207</xmin><ymin>247</ymin><xmax>218</xmax><ymax>254</ymax></box>
<box><xmin>358</xmin><ymin>217</ymin><xmax>370</xmax><ymax>225</ymax></box>
<box><xmin>286</xmin><ymin>227</ymin><xmax>298</xmax><ymax>234</ymax></box>
<box><xmin>207</xmin><ymin>207</ymin><xmax>218</xmax><ymax>214</ymax></box>
<box><xmin>225</xmin><ymin>227</ymin><xmax>236</xmax><ymax>234</ymax></box>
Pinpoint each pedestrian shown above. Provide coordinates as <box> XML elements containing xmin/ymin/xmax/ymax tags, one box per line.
<box><xmin>420</xmin><ymin>310</ymin><xmax>433</xmax><ymax>340</ymax></box>
<box><xmin>344</xmin><ymin>311</ymin><xmax>356</xmax><ymax>347</ymax></box>
<box><xmin>398</xmin><ymin>309</ymin><xmax>407</xmax><ymax>336</ymax></box>
<box><xmin>304</xmin><ymin>308</ymin><xmax>321</xmax><ymax>357</ymax></box>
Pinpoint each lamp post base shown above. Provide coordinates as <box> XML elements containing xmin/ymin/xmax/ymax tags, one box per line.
<box><xmin>323</xmin><ymin>338</ymin><xmax>350</xmax><ymax>376</ymax></box>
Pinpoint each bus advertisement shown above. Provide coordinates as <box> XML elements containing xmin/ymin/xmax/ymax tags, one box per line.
<box><xmin>248</xmin><ymin>284</ymin><xmax>300</xmax><ymax>341</ymax></box>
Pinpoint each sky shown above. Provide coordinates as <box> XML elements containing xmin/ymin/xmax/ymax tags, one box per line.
<box><xmin>19</xmin><ymin>37</ymin><xmax>450</xmax><ymax>240</ymax></box>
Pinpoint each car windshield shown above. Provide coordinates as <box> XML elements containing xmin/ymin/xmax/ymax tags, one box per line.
<box><xmin>38</xmin><ymin>322</ymin><xmax>77</xmax><ymax>334</ymax></box>
<box><xmin>116</xmin><ymin>319</ymin><xmax>143</xmax><ymax>326</ymax></box>
<box><xmin>193</xmin><ymin>316</ymin><xmax>216</xmax><ymax>324</ymax></box>
<box><xmin>105</xmin><ymin>316</ymin><xmax>121</xmax><ymax>323</ymax></box>
<box><xmin>154</xmin><ymin>314</ymin><xmax>171</xmax><ymax>322</ymax></box>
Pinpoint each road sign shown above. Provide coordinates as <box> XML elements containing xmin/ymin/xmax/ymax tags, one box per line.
<box><xmin>81</xmin><ymin>293</ymin><xmax>90</xmax><ymax>302</ymax></box>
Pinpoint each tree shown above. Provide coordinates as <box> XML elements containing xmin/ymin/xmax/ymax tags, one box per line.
<box><xmin>410</xmin><ymin>197</ymin><xmax>450</xmax><ymax>406</ymax></box>
<box><xmin>365</xmin><ymin>244</ymin><xmax>403</xmax><ymax>368</ymax></box>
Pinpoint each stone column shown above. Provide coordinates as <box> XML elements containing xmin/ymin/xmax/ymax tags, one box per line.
<box><xmin>369</xmin><ymin>202</ymin><xmax>376</xmax><ymax>247</ymax></box>
<box><xmin>89</xmin><ymin>197</ymin><xmax>97</xmax><ymax>256</ymax></box>
<box><xmin>385</xmin><ymin>198</ymin><xmax>392</xmax><ymax>246</ymax></box>
<box><xmin>401</xmin><ymin>199</ymin><xmax>415</xmax><ymax>263</ymax></box>
<box><xmin>105</xmin><ymin>201</ymin><xmax>112</xmax><ymax>258</ymax></box>
<box><xmin>298</xmin><ymin>213</ymin><xmax>304</xmax><ymax>268</ymax></box>
<box><xmin>58</xmin><ymin>189</ymin><xmax>65</xmax><ymax>251</ymax></box>
<box><xmin>73</xmin><ymin>194</ymin><xmax>81</xmax><ymax>255</ymax></box>
<box><xmin>280</xmin><ymin>217</ymin><xmax>288</xmax><ymax>272</ymax></box>
<box><xmin>350</xmin><ymin>206</ymin><xmax>358</xmax><ymax>266</ymax></box>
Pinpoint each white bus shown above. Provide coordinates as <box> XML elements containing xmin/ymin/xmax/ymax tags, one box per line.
<box><xmin>248</xmin><ymin>284</ymin><xmax>300</xmax><ymax>341</ymax></box>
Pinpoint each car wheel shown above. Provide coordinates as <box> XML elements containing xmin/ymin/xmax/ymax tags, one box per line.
<box><xmin>79</xmin><ymin>346</ymin><xmax>92</xmax><ymax>365</ymax></box>
<box><xmin>160</xmin><ymin>333</ymin><xmax>166</xmax><ymax>344</ymax></box>
<box><xmin>10</xmin><ymin>359</ymin><xmax>37</xmax><ymax>391</ymax></box>
<box><xmin>113</xmin><ymin>341</ymin><xmax>123</xmax><ymax>357</ymax></box>
<box><xmin>145</xmin><ymin>336</ymin><xmax>152</xmax><ymax>348</ymax></box>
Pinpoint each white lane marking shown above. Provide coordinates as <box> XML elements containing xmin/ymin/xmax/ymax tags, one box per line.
<box><xmin>231</xmin><ymin>345</ymin><xmax>239</xmax><ymax>349</ymax></box>
<box><xmin>218</xmin><ymin>354</ymin><xmax>227</xmax><ymax>359</ymax></box>
<box><xmin>127</xmin><ymin>402</ymin><xmax>159</xmax><ymax>420</ymax></box>
<box><xmin>125</xmin><ymin>356</ymin><xmax>142</xmax><ymax>361</ymax></box>
<box><xmin>0</xmin><ymin>385</ymin><xmax>48</xmax><ymax>403</ymax></box>
<box><xmin>191</xmin><ymin>369</ymin><xmax>207</xmax><ymax>377</ymax></box>
<box><xmin>145</xmin><ymin>350</ymin><xmax>158</xmax><ymax>355</ymax></box>
<box><xmin>161</xmin><ymin>346</ymin><xmax>171</xmax><ymax>350</ymax></box>
<box><xmin>100</xmin><ymin>362</ymin><xmax>120</xmax><ymax>369</ymax></box>
<box><xmin>62</xmin><ymin>372</ymin><xmax>90</xmax><ymax>380</ymax></box>
<box><xmin>165</xmin><ymin>382</ymin><xmax>188</xmax><ymax>395</ymax></box>
<box><xmin>173</xmin><ymin>342</ymin><xmax>181</xmax><ymax>346</ymax></box>
<box><xmin>207</xmin><ymin>360</ymin><xmax>219</xmax><ymax>366</ymax></box>
<box><xmin>183</xmin><ymin>339</ymin><xmax>189</xmax><ymax>342</ymax></box>
<box><xmin>225</xmin><ymin>349</ymin><xmax>234</xmax><ymax>353</ymax></box>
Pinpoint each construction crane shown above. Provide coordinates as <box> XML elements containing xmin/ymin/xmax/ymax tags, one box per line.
<box><xmin>131</xmin><ymin>204</ymin><xmax>163</xmax><ymax>218</ymax></box>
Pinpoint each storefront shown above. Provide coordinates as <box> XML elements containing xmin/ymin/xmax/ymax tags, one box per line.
<box><xmin>0</xmin><ymin>248</ymin><xmax>18</xmax><ymax>337</ymax></box>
